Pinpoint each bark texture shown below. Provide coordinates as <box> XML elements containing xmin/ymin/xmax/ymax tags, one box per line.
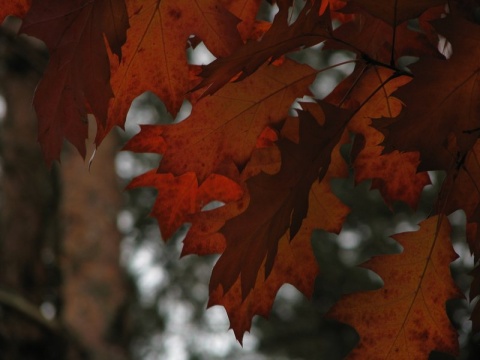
<box><xmin>61</xmin><ymin>132</ymin><xmax>130</xmax><ymax>360</ymax></box>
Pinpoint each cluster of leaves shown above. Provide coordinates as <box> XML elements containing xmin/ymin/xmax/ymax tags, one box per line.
<box><xmin>2</xmin><ymin>0</ymin><xmax>480</xmax><ymax>358</ymax></box>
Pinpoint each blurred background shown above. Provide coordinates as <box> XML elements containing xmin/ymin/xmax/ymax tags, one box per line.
<box><xmin>0</xmin><ymin>1</ymin><xmax>479</xmax><ymax>359</ymax></box>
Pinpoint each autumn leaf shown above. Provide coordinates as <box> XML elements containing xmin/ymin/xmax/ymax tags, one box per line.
<box><xmin>221</xmin><ymin>0</ymin><xmax>264</xmax><ymax>41</ymax></box>
<box><xmin>18</xmin><ymin>0</ymin><xmax>129</xmax><ymax>165</ymax></box>
<box><xmin>5</xmin><ymin>0</ymin><xmax>479</xmax><ymax>353</ymax></box>
<box><xmin>320</xmin><ymin>0</ymin><xmax>355</xmax><ymax>23</ymax></box>
<box><xmin>377</xmin><ymin>14</ymin><xmax>480</xmax><ymax>172</ymax></box>
<box><xmin>210</xmin><ymin>164</ymin><xmax>349</xmax><ymax>342</ymax></box>
<box><xmin>328</xmin><ymin>215</ymin><xmax>461</xmax><ymax>359</ymax></box>
<box><xmin>126</xmin><ymin>171</ymin><xmax>243</xmax><ymax>240</ymax></box>
<box><xmin>326</xmin><ymin>65</ymin><xmax>430</xmax><ymax>208</ymax></box>
<box><xmin>180</xmin><ymin>136</ymin><xmax>282</xmax><ymax>258</ymax></box>
<box><xmin>209</xmin><ymin>228</ymin><xmax>320</xmax><ymax>342</ymax></box>
<box><xmin>436</xmin><ymin>139</ymin><xmax>480</xmax><ymax>260</ymax></box>
<box><xmin>193</xmin><ymin>0</ymin><xmax>332</xmax><ymax>96</ymax></box>
<box><xmin>123</xmin><ymin>59</ymin><xmax>323</xmax><ymax>320</ymax></box>
<box><xmin>210</xmin><ymin>101</ymin><xmax>350</xmax><ymax>298</ymax></box>
<box><xmin>185</xmin><ymin>103</ymin><xmax>350</xmax><ymax>341</ymax></box>
<box><xmin>101</xmin><ymin>0</ymin><xmax>243</xmax><ymax>142</ymax></box>
<box><xmin>0</xmin><ymin>0</ymin><xmax>30</xmax><ymax>22</ymax></box>
<box><xmin>434</xmin><ymin>139</ymin><xmax>480</xmax><ymax>333</ymax></box>
<box><xmin>128</xmin><ymin>102</ymin><xmax>350</xmax><ymax>342</ymax></box>
<box><xmin>344</xmin><ymin>0</ymin><xmax>445</xmax><ymax>25</ymax></box>
<box><xmin>124</xmin><ymin>59</ymin><xmax>318</xmax><ymax>183</ymax></box>
<box><xmin>329</xmin><ymin>5</ymin><xmax>444</xmax><ymax>64</ymax></box>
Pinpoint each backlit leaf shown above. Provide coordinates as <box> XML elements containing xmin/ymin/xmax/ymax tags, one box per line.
<box><xmin>102</xmin><ymin>0</ymin><xmax>243</xmax><ymax>142</ymax></box>
<box><xmin>378</xmin><ymin>14</ymin><xmax>480</xmax><ymax>172</ymax></box>
<box><xmin>20</xmin><ymin>0</ymin><xmax>129</xmax><ymax>164</ymax></box>
<box><xmin>329</xmin><ymin>216</ymin><xmax>461</xmax><ymax>359</ymax></box>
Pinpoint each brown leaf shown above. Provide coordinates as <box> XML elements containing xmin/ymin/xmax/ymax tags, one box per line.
<box><xmin>20</xmin><ymin>0</ymin><xmax>129</xmax><ymax>165</ymax></box>
<box><xmin>437</xmin><ymin>139</ymin><xmax>480</xmax><ymax>259</ymax></box>
<box><xmin>327</xmin><ymin>66</ymin><xmax>430</xmax><ymax>208</ymax></box>
<box><xmin>345</xmin><ymin>0</ymin><xmax>445</xmax><ymax>25</ymax></box>
<box><xmin>377</xmin><ymin>14</ymin><xmax>480</xmax><ymax>172</ymax></box>
<box><xmin>181</xmin><ymin>142</ymin><xmax>281</xmax><ymax>257</ymax></box>
<box><xmin>200</xmin><ymin>107</ymin><xmax>350</xmax><ymax>341</ymax></box>
<box><xmin>328</xmin><ymin>215</ymin><xmax>461</xmax><ymax>359</ymax></box>
<box><xmin>168</xmin><ymin>102</ymin><xmax>350</xmax><ymax>342</ymax></box>
<box><xmin>209</xmin><ymin>231</ymin><xmax>319</xmax><ymax>342</ymax></box>
<box><xmin>193</xmin><ymin>0</ymin><xmax>331</xmax><ymax>96</ymax></box>
<box><xmin>211</xmin><ymin>101</ymin><xmax>350</xmax><ymax>299</ymax></box>
<box><xmin>330</xmin><ymin>5</ymin><xmax>444</xmax><ymax>64</ymax></box>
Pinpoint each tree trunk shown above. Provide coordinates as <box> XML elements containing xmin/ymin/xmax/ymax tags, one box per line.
<box><xmin>60</xmin><ymin>132</ymin><xmax>130</xmax><ymax>360</ymax></box>
<box><xmin>0</xmin><ymin>25</ymin><xmax>130</xmax><ymax>360</ymax></box>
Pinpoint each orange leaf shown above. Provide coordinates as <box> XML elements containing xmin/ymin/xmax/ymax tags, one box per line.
<box><xmin>101</xmin><ymin>0</ymin><xmax>243</xmax><ymax>141</ymax></box>
<box><xmin>124</xmin><ymin>59</ymin><xmax>318</xmax><ymax>182</ymax></box>
<box><xmin>328</xmin><ymin>215</ymin><xmax>461</xmax><ymax>359</ymax></box>
<box><xmin>321</xmin><ymin>0</ymin><xmax>354</xmax><ymax>23</ymax></box>
<box><xmin>327</xmin><ymin>66</ymin><xmax>430</xmax><ymax>208</ymax></box>
<box><xmin>181</xmin><ymin>142</ymin><xmax>281</xmax><ymax>257</ymax></box>
<box><xmin>255</xmin><ymin>126</ymin><xmax>279</xmax><ymax>148</ymax></box>
<box><xmin>127</xmin><ymin>171</ymin><xmax>243</xmax><ymax>240</ymax></box>
<box><xmin>0</xmin><ymin>0</ymin><xmax>31</xmax><ymax>21</ymax></box>
<box><xmin>221</xmin><ymin>0</ymin><xmax>263</xmax><ymax>41</ymax></box>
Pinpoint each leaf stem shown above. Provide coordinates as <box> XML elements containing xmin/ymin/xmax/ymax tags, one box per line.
<box><xmin>361</xmin><ymin>53</ymin><xmax>411</xmax><ymax>78</ymax></box>
<box><xmin>329</xmin><ymin>36</ymin><xmax>411</xmax><ymax>78</ymax></box>
<box><xmin>390</xmin><ymin>0</ymin><xmax>399</xmax><ymax>67</ymax></box>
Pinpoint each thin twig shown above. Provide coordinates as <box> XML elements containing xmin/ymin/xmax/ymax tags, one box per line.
<box><xmin>0</xmin><ymin>288</ymin><xmax>61</xmax><ymax>333</ymax></box>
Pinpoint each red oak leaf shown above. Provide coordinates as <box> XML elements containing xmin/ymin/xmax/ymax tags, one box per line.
<box><xmin>327</xmin><ymin>65</ymin><xmax>430</xmax><ymax>208</ymax></box>
<box><xmin>127</xmin><ymin>171</ymin><xmax>243</xmax><ymax>240</ymax></box>
<box><xmin>329</xmin><ymin>216</ymin><xmax>461</xmax><ymax>359</ymax></box>
<box><xmin>100</xmin><ymin>0</ymin><xmax>243</xmax><ymax>142</ymax></box>
<box><xmin>20</xmin><ymin>0</ymin><xmax>129</xmax><ymax>165</ymax></box>
<box><xmin>124</xmin><ymin>59</ymin><xmax>318</xmax><ymax>183</ymax></box>
<box><xmin>329</xmin><ymin>5</ymin><xmax>444</xmax><ymax>64</ymax></box>
<box><xmin>0</xmin><ymin>0</ymin><xmax>31</xmax><ymax>22</ymax></box>
<box><xmin>344</xmin><ymin>0</ymin><xmax>445</xmax><ymax>25</ymax></box>
<box><xmin>184</xmin><ymin>103</ymin><xmax>350</xmax><ymax>341</ymax></box>
<box><xmin>211</xmin><ymin>102</ymin><xmax>350</xmax><ymax>299</ymax></box>
<box><xmin>193</xmin><ymin>0</ymin><xmax>332</xmax><ymax>96</ymax></box>
<box><xmin>377</xmin><ymin>14</ymin><xmax>480</xmax><ymax>172</ymax></box>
